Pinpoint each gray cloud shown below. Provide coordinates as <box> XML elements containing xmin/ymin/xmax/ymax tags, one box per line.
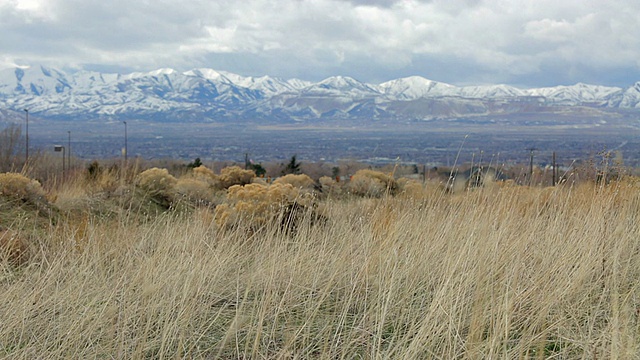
<box><xmin>1</xmin><ymin>0</ymin><xmax>639</xmax><ymax>87</ymax></box>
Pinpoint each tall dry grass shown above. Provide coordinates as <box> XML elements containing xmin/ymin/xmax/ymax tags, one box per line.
<box><xmin>1</xmin><ymin>176</ymin><xmax>640</xmax><ymax>358</ymax></box>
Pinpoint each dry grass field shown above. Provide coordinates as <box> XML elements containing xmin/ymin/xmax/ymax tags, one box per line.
<box><xmin>2</xmin><ymin>166</ymin><xmax>640</xmax><ymax>359</ymax></box>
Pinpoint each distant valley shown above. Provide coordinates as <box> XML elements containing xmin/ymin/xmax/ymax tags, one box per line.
<box><xmin>1</xmin><ymin>65</ymin><xmax>640</xmax><ymax>167</ymax></box>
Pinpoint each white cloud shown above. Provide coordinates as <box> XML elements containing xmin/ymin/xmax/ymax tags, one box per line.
<box><xmin>1</xmin><ymin>0</ymin><xmax>639</xmax><ymax>86</ymax></box>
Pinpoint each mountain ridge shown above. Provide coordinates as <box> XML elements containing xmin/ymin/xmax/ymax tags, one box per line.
<box><xmin>0</xmin><ymin>64</ymin><xmax>638</xmax><ymax>122</ymax></box>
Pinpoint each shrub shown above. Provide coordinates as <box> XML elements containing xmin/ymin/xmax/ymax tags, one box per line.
<box><xmin>274</xmin><ymin>174</ymin><xmax>316</xmax><ymax>191</ymax></box>
<box><xmin>214</xmin><ymin>182</ymin><xmax>315</xmax><ymax>231</ymax></box>
<box><xmin>397</xmin><ymin>178</ymin><xmax>426</xmax><ymax>199</ymax></box>
<box><xmin>174</xmin><ymin>178</ymin><xmax>216</xmax><ymax>206</ymax></box>
<box><xmin>217</xmin><ymin>166</ymin><xmax>255</xmax><ymax>189</ymax></box>
<box><xmin>84</xmin><ymin>161</ymin><xmax>119</xmax><ymax>193</ymax></box>
<box><xmin>0</xmin><ymin>172</ymin><xmax>47</xmax><ymax>205</ymax></box>
<box><xmin>348</xmin><ymin>169</ymin><xmax>398</xmax><ymax>197</ymax></box>
<box><xmin>319</xmin><ymin>176</ymin><xmax>343</xmax><ymax>197</ymax></box>
<box><xmin>192</xmin><ymin>165</ymin><xmax>218</xmax><ymax>186</ymax></box>
<box><xmin>252</xmin><ymin>177</ymin><xmax>269</xmax><ymax>186</ymax></box>
<box><xmin>86</xmin><ymin>160</ymin><xmax>102</xmax><ymax>180</ymax></box>
<box><xmin>135</xmin><ymin>168</ymin><xmax>177</xmax><ymax>208</ymax></box>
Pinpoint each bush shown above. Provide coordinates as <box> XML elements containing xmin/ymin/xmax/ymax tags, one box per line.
<box><xmin>397</xmin><ymin>178</ymin><xmax>426</xmax><ymax>199</ymax></box>
<box><xmin>192</xmin><ymin>165</ymin><xmax>218</xmax><ymax>186</ymax></box>
<box><xmin>215</xmin><ymin>183</ymin><xmax>315</xmax><ymax>231</ymax></box>
<box><xmin>135</xmin><ymin>168</ymin><xmax>177</xmax><ymax>208</ymax></box>
<box><xmin>217</xmin><ymin>166</ymin><xmax>255</xmax><ymax>190</ymax></box>
<box><xmin>0</xmin><ymin>173</ymin><xmax>47</xmax><ymax>205</ymax></box>
<box><xmin>319</xmin><ymin>176</ymin><xmax>343</xmax><ymax>197</ymax></box>
<box><xmin>86</xmin><ymin>160</ymin><xmax>103</xmax><ymax>180</ymax></box>
<box><xmin>174</xmin><ymin>178</ymin><xmax>217</xmax><ymax>206</ymax></box>
<box><xmin>84</xmin><ymin>161</ymin><xmax>120</xmax><ymax>194</ymax></box>
<box><xmin>348</xmin><ymin>169</ymin><xmax>398</xmax><ymax>197</ymax></box>
<box><xmin>273</xmin><ymin>174</ymin><xmax>316</xmax><ymax>191</ymax></box>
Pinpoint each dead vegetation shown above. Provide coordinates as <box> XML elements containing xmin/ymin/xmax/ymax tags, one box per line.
<box><xmin>1</xmin><ymin>164</ymin><xmax>640</xmax><ymax>358</ymax></box>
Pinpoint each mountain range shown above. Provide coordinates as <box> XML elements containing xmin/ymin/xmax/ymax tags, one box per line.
<box><xmin>1</xmin><ymin>65</ymin><xmax>640</xmax><ymax>123</ymax></box>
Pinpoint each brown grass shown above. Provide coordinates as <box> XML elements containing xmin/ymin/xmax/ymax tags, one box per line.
<box><xmin>1</xmin><ymin>170</ymin><xmax>640</xmax><ymax>358</ymax></box>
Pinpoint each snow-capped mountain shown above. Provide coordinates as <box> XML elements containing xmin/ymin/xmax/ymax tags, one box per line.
<box><xmin>524</xmin><ymin>83</ymin><xmax>621</xmax><ymax>106</ymax></box>
<box><xmin>379</xmin><ymin>76</ymin><xmax>457</xmax><ymax>100</ymax></box>
<box><xmin>613</xmin><ymin>82</ymin><xmax>640</xmax><ymax>108</ymax></box>
<box><xmin>0</xmin><ymin>64</ymin><xmax>636</xmax><ymax>123</ymax></box>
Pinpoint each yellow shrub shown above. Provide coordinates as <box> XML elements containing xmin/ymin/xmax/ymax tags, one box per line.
<box><xmin>348</xmin><ymin>169</ymin><xmax>398</xmax><ymax>197</ymax></box>
<box><xmin>319</xmin><ymin>176</ymin><xmax>343</xmax><ymax>197</ymax></box>
<box><xmin>0</xmin><ymin>173</ymin><xmax>46</xmax><ymax>204</ymax></box>
<box><xmin>214</xmin><ymin>182</ymin><xmax>315</xmax><ymax>230</ymax></box>
<box><xmin>136</xmin><ymin>168</ymin><xmax>177</xmax><ymax>194</ymax></box>
<box><xmin>192</xmin><ymin>165</ymin><xmax>218</xmax><ymax>186</ymax></box>
<box><xmin>398</xmin><ymin>178</ymin><xmax>426</xmax><ymax>199</ymax></box>
<box><xmin>174</xmin><ymin>178</ymin><xmax>216</xmax><ymax>206</ymax></box>
<box><xmin>217</xmin><ymin>166</ymin><xmax>255</xmax><ymax>189</ymax></box>
<box><xmin>274</xmin><ymin>174</ymin><xmax>316</xmax><ymax>191</ymax></box>
<box><xmin>252</xmin><ymin>177</ymin><xmax>269</xmax><ymax>186</ymax></box>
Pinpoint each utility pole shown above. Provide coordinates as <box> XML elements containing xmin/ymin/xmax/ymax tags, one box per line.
<box><xmin>68</xmin><ymin>131</ymin><xmax>71</xmax><ymax>170</ymax></box>
<box><xmin>24</xmin><ymin>109</ymin><xmax>29</xmax><ymax>164</ymax></box>
<box><xmin>123</xmin><ymin>121</ymin><xmax>128</xmax><ymax>166</ymax></box>
<box><xmin>54</xmin><ymin>145</ymin><xmax>65</xmax><ymax>178</ymax></box>
<box><xmin>527</xmin><ymin>148</ymin><xmax>537</xmax><ymax>186</ymax></box>
<box><xmin>552</xmin><ymin>151</ymin><xmax>556</xmax><ymax>186</ymax></box>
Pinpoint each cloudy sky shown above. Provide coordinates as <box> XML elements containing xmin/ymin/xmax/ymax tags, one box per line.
<box><xmin>1</xmin><ymin>0</ymin><xmax>639</xmax><ymax>87</ymax></box>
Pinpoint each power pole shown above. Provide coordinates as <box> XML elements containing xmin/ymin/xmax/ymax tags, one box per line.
<box><xmin>527</xmin><ymin>148</ymin><xmax>537</xmax><ymax>186</ymax></box>
<box><xmin>68</xmin><ymin>131</ymin><xmax>71</xmax><ymax>170</ymax></box>
<box><xmin>552</xmin><ymin>151</ymin><xmax>556</xmax><ymax>186</ymax></box>
<box><xmin>123</xmin><ymin>121</ymin><xmax>128</xmax><ymax>166</ymax></box>
<box><xmin>24</xmin><ymin>109</ymin><xmax>29</xmax><ymax>164</ymax></box>
<box><xmin>54</xmin><ymin>145</ymin><xmax>65</xmax><ymax>178</ymax></box>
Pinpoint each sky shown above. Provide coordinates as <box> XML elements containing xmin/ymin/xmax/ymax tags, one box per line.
<box><xmin>1</xmin><ymin>0</ymin><xmax>640</xmax><ymax>88</ymax></box>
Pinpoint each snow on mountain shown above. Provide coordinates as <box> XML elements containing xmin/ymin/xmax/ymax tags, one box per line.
<box><xmin>301</xmin><ymin>76</ymin><xmax>381</xmax><ymax>98</ymax></box>
<box><xmin>615</xmin><ymin>82</ymin><xmax>640</xmax><ymax>108</ymax></box>
<box><xmin>219</xmin><ymin>74</ymin><xmax>299</xmax><ymax>95</ymax></box>
<box><xmin>71</xmin><ymin>70</ymin><xmax>119</xmax><ymax>90</ymax></box>
<box><xmin>379</xmin><ymin>76</ymin><xmax>457</xmax><ymax>99</ymax></box>
<box><xmin>0</xmin><ymin>64</ymin><xmax>639</xmax><ymax>122</ymax></box>
<box><xmin>118</xmin><ymin>68</ymin><xmax>177</xmax><ymax>81</ymax></box>
<box><xmin>0</xmin><ymin>65</ymin><xmax>72</xmax><ymax>96</ymax></box>
<box><xmin>286</xmin><ymin>78</ymin><xmax>313</xmax><ymax>90</ymax></box>
<box><xmin>183</xmin><ymin>68</ymin><xmax>231</xmax><ymax>82</ymax></box>
<box><xmin>456</xmin><ymin>84</ymin><xmax>526</xmax><ymax>99</ymax></box>
<box><xmin>525</xmin><ymin>83</ymin><xmax>622</xmax><ymax>105</ymax></box>
<box><xmin>380</xmin><ymin>78</ymin><xmax>528</xmax><ymax>100</ymax></box>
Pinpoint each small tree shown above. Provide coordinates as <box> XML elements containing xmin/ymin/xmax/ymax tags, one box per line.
<box><xmin>187</xmin><ymin>157</ymin><xmax>203</xmax><ymax>169</ymax></box>
<box><xmin>86</xmin><ymin>160</ymin><xmax>103</xmax><ymax>180</ymax></box>
<box><xmin>282</xmin><ymin>155</ymin><xmax>301</xmax><ymax>175</ymax></box>
<box><xmin>332</xmin><ymin>166</ymin><xmax>340</xmax><ymax>179</ymax></box>
<box><xmin>249</xmin><ymin>163</ymin><xmax>267</xmax><ymax>177</ymax></box>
